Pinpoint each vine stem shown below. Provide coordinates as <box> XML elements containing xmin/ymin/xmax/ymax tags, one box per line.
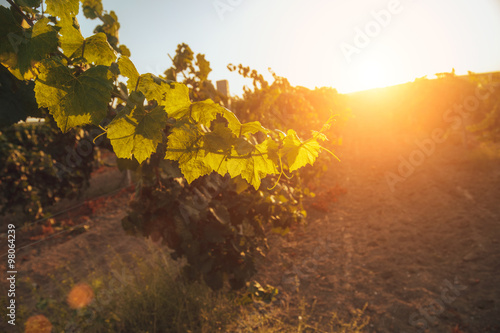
<box><xmin>135</xmin><ymin>76</ymin><xmax>141</xmax><ymax>92</ymax></box>
<box><xmin>6</xmin><ymin>0</ymin><xmax>34</xmax><ymax>27</ymax></box>
<box><xmin>57</xmin><ymin>51</ymin><xmax>71</xmax><ymax>63</ymax></box>
<box><xmin>81</xmin><ymin>40</ymin><xmax>86</xmax><ymax>59</ymax></box>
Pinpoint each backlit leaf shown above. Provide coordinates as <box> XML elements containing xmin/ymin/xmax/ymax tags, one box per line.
<box><xmin>45</xmin><ymin>0</ymin><xmax>79</xmax><ymax>18</ymax></box>
<box><xmin>58</xmin><ymin>17</ymin><xmax>84</xmax><ymax>57</ymax></box>
<box><xmin>107</xmin><ymin>91</ymin><xmax>166</xmax><ymax>163</ymax></box>
<box><xmin>34</xmin><ymin>59</ymin><xmax>113</xmax><ymax>132</ymax></box>
<box><xmin>282</xmin><ymin>129</ymin><xmax>321</xmax><ymax>172</ymax></box>
<box><xmin>227</xmin><ymin>138</ymin><xmax>278</xmax><ymax>190</ymax></box>
<box><xmin>71</xmin><ymin>33</ymin><xmax>116</xmax><ymax>66</ymax></box>
<box><xmin>117</xmin><ymin>56</ymin><xmax>139</xmax><ymax>91</ymax></box>
<box><xmin>16</xmin><ymin>17</ymin><xmax>58</xmax><ymax>76</ymax></box>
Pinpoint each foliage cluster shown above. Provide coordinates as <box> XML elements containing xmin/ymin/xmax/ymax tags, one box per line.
<box><xmin>0</xmin><ymin>118</ymin><xmax>96</xmax><ymax>220</ymax></box>
<box><xmin>0</xmin><ymin>0</ymin><xmax>343</xmax><ymax>291</ymax></box>
<box><xmin>120</xmin><ymin>44</ymin><xmax>349</xmax><ymax>290</ymax></box>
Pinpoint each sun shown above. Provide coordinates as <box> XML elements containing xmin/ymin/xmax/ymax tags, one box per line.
<box><xmin>353</xmin><ymin>59</ymin><xmax>394</xmax><ymax>92</ymax></box>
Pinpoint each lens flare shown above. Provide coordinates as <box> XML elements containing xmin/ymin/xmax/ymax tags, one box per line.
<box><xmin>25</xmin><ymin>314</ymin><xmax>52</xmax><ymax>333</ymax></box>
<box><xmin>67</xmin><ymin>283</ymin><xmax>94</xmax><ymax>309</ymax></box>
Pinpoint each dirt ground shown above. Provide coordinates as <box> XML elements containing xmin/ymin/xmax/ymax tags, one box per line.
<box><xmin>1</xmin><ymin>120</ymin><xmax>500</xmax><ymax>332</ymax></box>
<box><xmin>255</xmin><ymin>125</ymin><xmax>500</xmax><ymax>332</ymax></box>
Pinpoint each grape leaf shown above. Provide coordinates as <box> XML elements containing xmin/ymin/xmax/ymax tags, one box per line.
<box><xmin>0</xmin><ymin>6</ymin><xmax>25</xmax><ymax>75</ymax></box>
<box><xmin>57</xmin><ymin>17</ymin><xmax>84</xmax><ymax>57</ymax></box>
<box><xmin>45</xmin><ymin>0</ymin><xmax>79</xmax><ymax>18</ymax></box>
<box><xmin>157</xmin><ymin>82</ymin><xmax>191</xmax><ymax>116</ymax></box>
<box><xmin>168</xmin><ymin>99</ymin><xmax>221</xmax><ymax>127</ymax></box>
<box><xmin>117</xmin><ymin>56</ymin><xmax>138</xmax><ymax>91</ymax></box>
<box><xmin>0</xmin><ymin>6</ymin><xmax>23</xmax><ymax>51</ymax></box>
<box><xmin>165</xmin><ymin>123</ymin><xmax>212</xmax><ymax>182</ymax></box>
<box><xmin>15</xmin><ymin>0</ymin><xmax>42</xmax><ymax>8</ymax></box>
<box><xmin>107</xmin><ymin>91</ymin><xmax>166</xmax><ymax>164</ymax></box>
<box><xmin>16</xmin><ymin>17</ymin><xmax>58</xmax><ymax>76</ymax></box>
<box><xmin>135</xmin><ymin>73</ymin><xmax>168</xmax><ymax>102</ymax></box>
<box><xmin>202</xmin><ymin>123</ymin><xmax>234</xmax><ymax>175</ymax></box>
<box><xmin>227</xmin><ymin>138</ymin><xmax>278</xmax><ymax>190</ymax></box>
<box><xmin>71</xmin><ymin>33</ymin><xmax>116</xmax><ymax>66</ymax></box>
<box><xmin>131</xmin><ymin>72</ymin><xmax>191</xmax><ymax>116</ymax></box>
<box><xmin>0</xmin><ymin>64</ymin><xmax>40</xmax><ymax>127</ymax></box>
<box><xmin>34</xmin><ymin>59</ymin><xmax>113</xmax><ymax>132</ymax></box>
<box><xmin>282</xmin><ymin>129</ymin><xmax>321</xmax><ymax>172</ymax></box>
<box><xmin>221</xmin><ymin>108</ymin><xmax>268</xmax><ymax>137</ymax></box>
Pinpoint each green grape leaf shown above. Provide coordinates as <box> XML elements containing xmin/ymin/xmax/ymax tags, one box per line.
<box><xmin>107</xmin><ymin>91</ymin><xmax>166</xmax><ymax>164</ymax></box>
<box><xmin>203</xmin><ymin>122</ymin><xmax>233</xmax><ymax>152</ymax></box>
<box><xmin>203</xmin><ymin>123</ymin><xmax>234</xmax><ymax>175</ymax></box>
<box><xmin>282</xmin><ymin>129</ymin><xmax>321</xmax><ymax>172</ymax></box>
<box><xmin>0</xmin><ymin>64</ymin><xmax>40</xmax><ymax>127</ymax></box>
<box><xmin>133</xmin><ymin>73</ymin><xmax>191</xmax><ymax>115</ymax></box>
<box><xmin>15</xmin><ymin>17</ymin><xmax>58</xmax><ymax>76</ymax></box>
<box><xmin>167</xmin><ymin>99</ymin><xmax>224</xmax><ymax>128</ymax></box>
<box><xmin>71</xmin><ymin>33</ymin><xmax>116</xmax><ymax>66</ymax></box>
<box><xmin>157</xmin><ymin>82</ymin><xmax>191</xmax><ymax>116</ymax></box>
<box><xmin>15</xmin><ymin>0</ymin><xmax>42</xmax><ymax>8</ymax></box>
<box><xmin>0</xmin><ymin>6</ymin><xmax>25</xmax><ymax>75</ymax></box>
<box><xmin>0</xmin><ymin>6</ymin><xmax>23</xmax><ymax>52</ymax></box>
<box><xmin>166</xmin><ymin>118</ymin><xmax>277</xmax><ymax>187</ymax></box>
<box><xmin>34</xmin><ymin>59</ymin><xmax>113</xmax><ymax>132</ymax></box>
<box><xmin>45</xmin><ymin>0</ymin><xmax>79</xmax><ymax>18</ymax></box>
<box><xmin>169</xmin><ymin>99</ymin><xmax>221</xmax><ymax>127</ymax></box>
<box><xmin>165</xmin><ymin>123</ymin><xmax>212</xmax><ymax>183</ymax></box>
<box><xmin>134</xmin><ymin>74</ymin><xmax>186</xmax><ymax>111</ymax></box>
<box><xmin>221</xmin><ymin>108</ymin><xmax>268</xmax><ymax>137</ymax></box>
<box><xmin>117</xmin><ymin>56</ymin><xmax>138</xmax><ymax>90</ymax></box>
<box><xmin>135</xmin><ymin>73</ymin><xmax>168</xmax><ymax>102</ymax></box>
<box><xmin>177</xmin><ymin>158</ymin><xmax>213</xmax><ymax>184</ymax></box>
<box><xmin>227</xmin><ymin>138</ymin><xmax>278</xmax><ymax>190</ymax></box>
<box><xmin>57</xmin><ymin>17</ymin><xmax>84</xmax><ymax>57</ymax></box>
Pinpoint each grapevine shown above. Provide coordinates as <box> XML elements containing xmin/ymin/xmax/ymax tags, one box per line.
<box><xmin>0</xmin><ymin>0</ymin><xmax>342</xmax><ymax>289</ymax></box>
<box><xmin>0</xmin><ymin>0</ymin><xmax>333</xmax><ymax>191</ymax></box>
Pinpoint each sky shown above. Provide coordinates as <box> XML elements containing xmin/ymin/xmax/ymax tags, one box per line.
<box><xmin>4</xmin><ymin>0</ymin><xmax>500</xmax><ymax>96</ymax></box>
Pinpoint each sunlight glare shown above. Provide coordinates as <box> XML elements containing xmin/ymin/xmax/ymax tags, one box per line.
<box><xmin>25</xmin><ymin>315</ymin><xmax>52</xmax><ymax>333</ymax></box>
<box><xmin>67</xmin><ymin>283</ymin><xmax>95</xmax><ymax>309</ymax></box>
<box><xmin>351</xmin><ymin>58</ymin><xmax>396</xmax><ymax>92</ymax></box>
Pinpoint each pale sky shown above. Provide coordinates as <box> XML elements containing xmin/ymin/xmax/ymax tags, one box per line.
<box><xmin>4</xmin><ymin>0</ymin><xmax>500</xmax><ymax>95</ymax></box>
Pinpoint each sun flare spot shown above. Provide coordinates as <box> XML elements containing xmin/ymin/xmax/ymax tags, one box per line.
<box><xmin>25</xmin><ymin>315</ymin><xmax>52</xmax><ymax>333</ymax></box>
<box><xmin>67</xmin><ymin>283</ymin><xmax>94</xmax><ymax>309</ymax></box>
<box><xmin>354</xmin><ymin>59</ymin><xmax>393</xmax><ymax>91</ymax></box>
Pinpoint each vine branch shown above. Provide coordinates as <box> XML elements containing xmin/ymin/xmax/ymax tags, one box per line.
<box><xmin>6</xmin><ymin>0</ymin><xmax>34</xmax><ymax>27</ymax></box>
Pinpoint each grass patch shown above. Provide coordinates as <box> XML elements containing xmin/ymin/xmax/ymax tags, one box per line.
<box><xmin>13</xmin><ymin>240</ymin><xmax>369</xmax><ymax>332</ymax></box>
